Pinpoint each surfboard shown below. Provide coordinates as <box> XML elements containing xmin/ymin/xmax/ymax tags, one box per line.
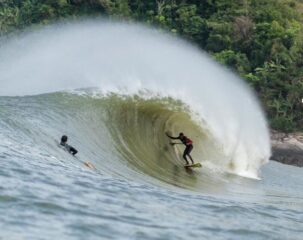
<box><xmin>84</xmin><ymin>161</ymin><xmax>96</xmax><ymax>170</ymax></box>
<box><xmin>184</xmin><ymin>162</ymin><xmax>202</xmax><ymax>168</ymax></box>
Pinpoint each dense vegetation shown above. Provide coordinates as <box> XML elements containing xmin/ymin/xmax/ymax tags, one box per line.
<box><xmin>1</xmin><ymin>0</ymin><xmax>302</xmax><ymax>131</ymax></box>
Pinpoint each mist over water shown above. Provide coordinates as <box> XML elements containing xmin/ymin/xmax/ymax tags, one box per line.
<box><xmin>0</xmin><ymin>20</ymin><xmax>270</xmax><ymax>178</ymax></box>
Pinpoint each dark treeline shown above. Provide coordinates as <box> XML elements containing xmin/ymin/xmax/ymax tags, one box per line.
<box><xmin>1</xmin><ymin>0</ymin><xmax>303</xmax><ymax>131</ymax></box>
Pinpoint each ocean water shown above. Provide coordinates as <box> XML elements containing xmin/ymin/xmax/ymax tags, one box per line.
<box><xmin>0</xmin><ymin>93</ymin><xmax>302</xmax><ymax>240</ymax></box>
<box><xmin>0</xmin><ymin>21</ymin><xmax>302</xmax><ymax>239</ymax></box>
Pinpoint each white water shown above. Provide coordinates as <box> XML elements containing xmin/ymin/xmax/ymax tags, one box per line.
<box><xmin>0</xmin><ymin>20</ymin><xmax>270</xmax><ymax>177</ymax></box>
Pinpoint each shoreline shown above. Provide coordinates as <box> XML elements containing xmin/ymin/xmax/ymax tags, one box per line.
<box><xmin>270</xmin><ymin>130</ymin><xmax>303</xmax><ymax>167</ymax></box>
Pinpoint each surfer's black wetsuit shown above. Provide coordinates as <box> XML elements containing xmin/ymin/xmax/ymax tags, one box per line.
<box><xmin>60</xmin><ymin>135</ymin><xmax>78</xmax><ymax>155</ymax></box>
<box><xmin>166</xmin><ymin>133</ymin><xmax>194</xmax><ymax>165</ymax></box>
<box><xmin>60</xmin><ymin>142</ymin><xmax>78</xmax><ymax>155</ymax></box>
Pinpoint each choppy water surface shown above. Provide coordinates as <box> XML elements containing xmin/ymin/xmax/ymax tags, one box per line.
<box><xmin>0</xmin><ymin>93</ymin><xmax>302</xmax><ymax>240</ymax></box>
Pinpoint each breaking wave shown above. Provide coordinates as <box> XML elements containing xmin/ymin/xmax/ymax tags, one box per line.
<box><xmin>0</xmin><ymin>20</ymin><xmax>270</xmax><ymax>183</ymax></box>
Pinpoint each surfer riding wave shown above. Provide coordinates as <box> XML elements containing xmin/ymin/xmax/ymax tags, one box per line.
<box><xmin>166</xmin><ymin>132</ymin><xmax>195</xmax><ymax>165</ymax></box>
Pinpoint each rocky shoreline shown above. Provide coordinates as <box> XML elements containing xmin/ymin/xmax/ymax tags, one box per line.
<box><xmin>270</xmin><ymin>130</ymin><xmax>303</xmax><ymax>167</ymax></box>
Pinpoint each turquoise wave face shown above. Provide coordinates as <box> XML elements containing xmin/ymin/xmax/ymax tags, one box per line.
<box><xmin>0</xmin><ymin>92</ymin><xmax>211</xmax><ymax>191</ymax></box>
<box><xmin>0</xmin><ymin>91</ymin><xmax>253</xmax><ymax>192</ymax></box>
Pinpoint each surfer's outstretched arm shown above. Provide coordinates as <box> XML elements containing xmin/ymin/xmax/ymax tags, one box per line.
<box><xmin>165</xmin><ymin>132</ymin><xmax>179</xmax><ymax>140</ymax></box>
